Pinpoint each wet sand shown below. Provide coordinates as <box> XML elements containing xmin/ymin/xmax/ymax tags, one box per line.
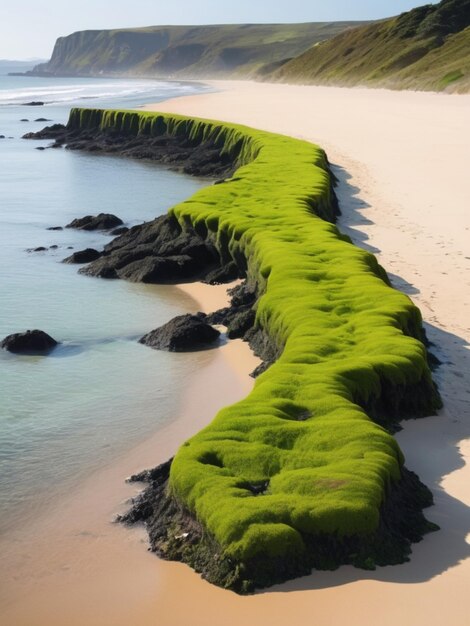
<box><xmin>2</xmin><ymin>82</ymin><xmax>469</xmax><ymax>625</ymax></box>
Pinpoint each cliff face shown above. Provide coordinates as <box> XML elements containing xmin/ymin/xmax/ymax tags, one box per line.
<box><xmin>270</xmin><ymin>0</ymin><xmax>470</xmax><ymax>93</ymax></box>
<box><xmin>32</xmin><ymin>22</ymin><xmax>367</xmax><ymax>78</ymax></box>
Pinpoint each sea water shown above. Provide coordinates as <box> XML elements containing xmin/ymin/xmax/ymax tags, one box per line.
<box><xmin>0</xmin><ymin>64</ymin><xmax>212</xmax><ymax>533</ymax></box>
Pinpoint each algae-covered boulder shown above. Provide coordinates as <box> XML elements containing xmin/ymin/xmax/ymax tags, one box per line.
<box><xmin>1</xmin><ymin>330</ymin><xmax>58</xmax><ymax>354</ymax></box>
<box><xmin>139</xmin><ymin>314</ymin><xmax>220</xmax><ymax>352</ymax></box>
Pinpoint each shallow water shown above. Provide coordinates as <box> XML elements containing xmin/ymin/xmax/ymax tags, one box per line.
<box><xmin>0</xmin><ymin>64</ymin><xmax>210</xmax><ymax>533</ymax></box>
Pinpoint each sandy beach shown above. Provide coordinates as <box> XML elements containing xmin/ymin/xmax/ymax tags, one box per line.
<box><xmin>2</xmin><ymin>81</ymin><xmax>469</xmax><ymax>625</ymax></box>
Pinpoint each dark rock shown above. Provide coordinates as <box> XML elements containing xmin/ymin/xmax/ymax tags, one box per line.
<box><xmin>1</xmin><ymin>329</ymin><xmax>58</xmax><ymax>354</ymax></box>
<box><xmin>139</xmin><ymin>314</ymin><xmax>220</xmax><ymax>352</ymax></box>
<box><xmin>203</xmin><ymin>261</ymin><xmax>241</xmax><ymax>285</ymax></box>
<box><xmin>0</xmin><ymin>135</ymin><xmax>5</xmax><ymax>139</ymax></box>
<box><xmin>22</xmin><ymin>101</ymin><xmax>44</xmax><ymax>106</ymax></box>
<box><xmin>226</xmin><ymin>308</ymin><xmax>256</xmax><ymax>339</ymax></box>
<box><xmin>34</xmin><ymin>118</ymin><xmax>51</xmax><ymax>122</ymax></box>
<box><xmin>49</xmin><ymin>245</ymin><xmax>59</xmax><ymax>249</ymax></box>
<box><xmin>63</xmin><ymin>248</ymin><xmax>101</xmax><ymax>264</ymax></box>
<box><xmin>110</xmin><ymin>226</ymin><xmax>129</xmax><ymax>236</ymax></box>
<box><xmin>80</xmin><ymin>215</ymin><xmax>220</xmax><ymax>284</ymax></box>
<box><xmin>23</xmin><ymin>125</ymin><xmax>236</xmax><ymax>178</ymax></box>
<box><xmin>47</xmin><ymin>226</ymin><xmax>63</xmax><ymax>231</ymax></box>
<box><xmin>80</xmin><ymin>263</ymin><xmax>118</xmax><ymax>279</ymax></box>
<box><xmin>228</xmin><ymin>282</ymin><xmax>257</xmax><ymax>308</ymax></box>
<box><xmin>32</xmin><ymin>246</ymin><xmax>47</xmax><ymax>252</ymax></box>
<box><xmin>117</xmin><ymin>255</ymin><xmax>196</xmax><ymax>283</ymax></box>
<box><xmin>20</xmin><ymin>118</ymin><xmax>29</xmax><ymax>122</ymax></box>
<box><xmin>35</xmin><ymin>146</ymin><xmax>46</xmax><ymax>151</ymax></box>
<box><xmin>22</xmin><ymin>123</ymin><xmax>66</xmax><ymax>141</ymax></box>
<box><xmin>67</xmin><ymin>246</ymin><xmax>73</xmax><ymax>249</ymax></box>
<box><xmin>66</xmin><ymin>213</ymin><xmax>123</xmax><ymax>231</ymax></box>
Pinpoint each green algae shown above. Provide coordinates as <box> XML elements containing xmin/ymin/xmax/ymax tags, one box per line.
<box><xmin>68</xmin><ymin>107</ymin><xmax>441</xmax><ymax>564</ymax></box>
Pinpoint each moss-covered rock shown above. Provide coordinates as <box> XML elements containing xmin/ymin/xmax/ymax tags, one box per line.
<box><xmin>63</xmin><ymin>107</ymin><xmax>441</xmax><ymax>589</ymax></box>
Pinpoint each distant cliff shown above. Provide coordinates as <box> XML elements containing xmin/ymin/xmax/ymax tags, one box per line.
<box><xmin>31</xmin><ymin>22</ymin><xmax>367</xmax><ymax>79</ymax></box>
<box><xmin>269</xmin><ymin>0</ymin><xmax>470</xmax><ymax>93</ymax></box>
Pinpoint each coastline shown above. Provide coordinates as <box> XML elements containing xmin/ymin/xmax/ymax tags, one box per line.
<box><xmin>1</xmin><ymin>80</ymin><xmax>469</xmax><ymax>625</ymax></box>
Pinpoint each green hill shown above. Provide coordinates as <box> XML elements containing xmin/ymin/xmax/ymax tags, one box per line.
<box><xmin>31</xmin><ymin>22</ymin><xmax>366</xmax><ymax>79</ymax></box>
<box><xmin>269</xmin><ymin>0</ymin><xmax>470</xmax><ymax>93</ymax></box>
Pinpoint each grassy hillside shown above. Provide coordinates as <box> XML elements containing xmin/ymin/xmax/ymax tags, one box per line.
<box><xmin>67</xmin><ymin>108</ymin><xmax>440</xmax><ymax>584</ymax></box>
<box><xmin>270</xmin><ymin>0</ymin><xmax>470</xmax><ymax>93</ymax></box>
<box><xmin>31</xmin><ymin>22</ymin><xmax>367</xmax><ymax>79</ymax></box>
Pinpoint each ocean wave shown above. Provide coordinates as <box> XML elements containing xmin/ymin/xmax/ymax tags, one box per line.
<box><xmin>0</xmin><ymin>79</ymin><xmax>199</xmax><ymax>106</ymax></box>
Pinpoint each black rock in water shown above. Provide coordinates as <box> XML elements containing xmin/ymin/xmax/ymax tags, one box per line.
<box><xmin>47</xmin><ymin>226</ymin><xmax>63</xmax><ymax>231</ymax></box>
<box><xmin>23</xmin><ymin>101</ymin><xmax>44</xmax><ymax>106</ymax></box>
<box><xmin>20</xmin><ymin>119</ymin><xmax>29</xmax><ymax>122</ymax></box>
<box><xmin>1</xmin><ymin>330</ymin><xmax>58</xmax><ymax>354</ymax></box>
<box><xmin>139</xmin><ymin>314</ymin><xmax>220</xmax><ymax>352</ymax></box>
<box><xmin>0</xmin><ymin>135</ymin><xmax>5</xmax><ymax>139</ymax></box>
<box><xmin>22</xmin><ymin>124</ymin><xmax>236</xmax><ymax>178</ymax></box>
<box><xmin>34</xmin><ymin>118</ymin><xmax>51</xmax><ymax>122</ymax></box>
<box><xmin>78</xmin><ymin>215</ymin><xmax>220</xmax><ymax>284</ymax></box>
<box><xmin>66</xmin><ymin>213</ymin><xmax>123</xmax><ymax>231</ymax></box>
<box><xmin>63</xmin><ymin>248</ymin><xmax>101</xmax><ymax>264</ymax></box>
<box><xmin>22</xmin><ymin>123</ymin><xmax>65</xmax><ymax>140</ymax></box>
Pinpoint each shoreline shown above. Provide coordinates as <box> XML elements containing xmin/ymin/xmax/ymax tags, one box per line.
<box><xmin>1</xmin><ymin>81</ymin><xmax>469</xmax><ymax>624</ymax></box>
<box><xmin>0</xmin><ymin>280</ymin><xmax>261</xmax><ymax>625</ymax></box>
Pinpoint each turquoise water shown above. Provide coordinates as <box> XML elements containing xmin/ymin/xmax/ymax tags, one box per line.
<box><xmin>0</xmin><ymin>65</ymin><xmax>211</xmax><ymax>533</ymax></box>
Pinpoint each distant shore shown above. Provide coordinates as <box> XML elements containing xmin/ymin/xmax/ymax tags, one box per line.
<box><xmin>1</xmin><ymin>81</ymin><xmax>469</xmax><ymax>625</ymax></box>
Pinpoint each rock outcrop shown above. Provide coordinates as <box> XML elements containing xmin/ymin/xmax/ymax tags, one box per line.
<box><xmin>63</xmin><ymin>248</ymin><xmax>101</xmax><ymax>264</ymax></box>
<box><xmin>1</xmin><ymin>330</ymin><xmax>58</xmax><ymax>354</ymax></box>
<box><xmin>139</xmin><ymin>314</ymin><xmax>220</xmax><ymax>351</ymax></box>
<box><xmin>66</xmin><ymin>213</ymin><xmax>123</xmax><ymax>231</ymax></box>
<box><xmin>77</xmin><ymin>214</ymin><xmax>235</xmax><ymax>284</ymax></box>
<box><xmin>23</xmin><ymin>124</ymin><xmax>237</xmax><ymax>178</ymax></box>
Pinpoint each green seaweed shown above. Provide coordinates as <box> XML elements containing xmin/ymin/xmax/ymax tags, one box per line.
<box><xmin>68</xmin><ymin>107</ymin><xmax>441</xmax><ymax>564</ymax></box>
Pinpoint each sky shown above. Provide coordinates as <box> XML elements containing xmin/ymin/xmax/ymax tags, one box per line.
<box><xmin>1</xmin><ymin>0</ymin><xmax>439</xmax><ymax>60</ymax></box>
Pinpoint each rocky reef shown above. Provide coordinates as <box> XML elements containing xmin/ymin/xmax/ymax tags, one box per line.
<box><xmin>139</xmin><ymin>314</ymin><xmax>220</xmax><ymax>352</ymax></box>
<box><xmin>26</xmin><ymin>108</ymin><xmax>442</xmax><ymax>593</ymax></box>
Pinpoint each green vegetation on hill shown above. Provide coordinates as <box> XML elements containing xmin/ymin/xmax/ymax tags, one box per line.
<box><xmin>31</xmin><ymin>22</ymin><xmax>367</xmax><ymax>78</ymax></box>
<box><xmin>270</xmin><ymin>0</ymin><xmax>470</xmax><ymax>93</ymax></box>
<box><xmin>67</xmin><ymin>107</ymin><xmax>441</xmax><ymax>572</ymax></box>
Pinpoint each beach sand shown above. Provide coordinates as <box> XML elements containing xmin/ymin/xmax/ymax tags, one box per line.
<box><xmin>2</xmin><ymin>82</ymin><xmax>469</xmax><ymax>625</ymax></box>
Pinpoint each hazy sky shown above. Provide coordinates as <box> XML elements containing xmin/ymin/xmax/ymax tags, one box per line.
<box><xmin>1</xmin><ymin>0</ymin><xmax>439</xmax><ymax>60</ymax></box>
